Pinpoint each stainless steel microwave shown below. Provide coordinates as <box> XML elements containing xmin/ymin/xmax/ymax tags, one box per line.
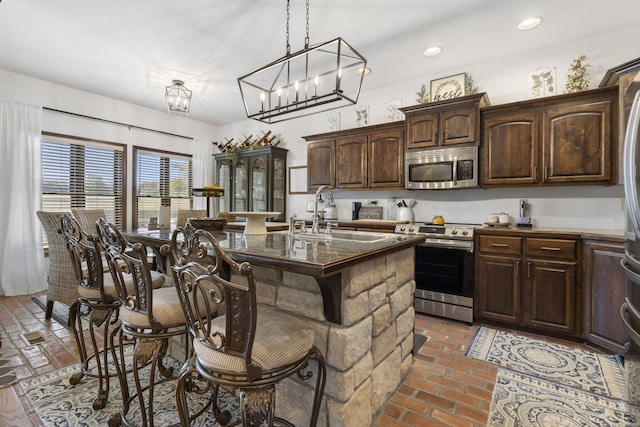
<box><xmin>405</xmin><ymin>145</ymin><xmax>478</xmax><ymax>190</ymax></box>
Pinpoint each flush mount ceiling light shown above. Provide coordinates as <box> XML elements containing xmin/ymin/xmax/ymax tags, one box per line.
<box><xmin>518</xmin><ymin>16</ymin><xmax>543</xmax><ymax>30</ymax></box>
<box><xmin>356</xmin><ymin>67</ymin><xmax>371</xmax><ymax>76</ymax></box>
<box><xmin>165</xmin><ymin>80</ymin><xmax>192</xmax><ymax>115</ymax></box>
<box><xmin>423</xmin><ymin>46</ymin><xmax>442</xmax><ymax>57</ymax></box>
<box><xmin>237</xmin><ymin>0</ymin><xmax>367</xmax><ymax>124</ymax></box>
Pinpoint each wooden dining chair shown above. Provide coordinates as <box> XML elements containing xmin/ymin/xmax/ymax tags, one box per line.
<box><xmin>96</xmin><ymin>218</ymin><xmax>187</xmax><ymax>427</ymax></box>
<box><xmin>164</xmin><ymin>223</ymin><xmax>326</xmax><ymax>427</ymax></box>
<box><xmin>36</xmin><ymin>211</ymin><xmax>78</xmax><ymax>322</ymax></box>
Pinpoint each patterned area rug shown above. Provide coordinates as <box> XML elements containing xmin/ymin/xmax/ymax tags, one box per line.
<box><xmin>466</xmin><ymin>327</ymin><xmax>626</xmax><ymax>399</ymax></box>
<box><xmin>490</xmin><ymin>368</ymin><xmax>638</xmax><ymax>427</ymax></box>
<box><xmin>466</xmin><ymin>327</ymin><xmax>638</xmax><ymax>426</ymax></box>
<box><xmin>20</xmin><ymin>355</ymin><xmax>240</xmax><ymax>426</ymax></box>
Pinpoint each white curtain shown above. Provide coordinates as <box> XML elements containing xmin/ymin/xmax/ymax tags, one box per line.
<box><xmin>0</xmin><ymin>101</ymin><xmax>47</xmax><ymax>295</ymax></box>
<box><xmin>192</xmin><ymin>138</ymin><xmax>214</xmax><ymax>213</ymax></box>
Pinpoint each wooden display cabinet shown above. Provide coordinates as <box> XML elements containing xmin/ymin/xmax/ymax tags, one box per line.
<box><xmin>213</xmin><ymin>146</ymin><xmax>287</xmax><ymax>222</ymax></box>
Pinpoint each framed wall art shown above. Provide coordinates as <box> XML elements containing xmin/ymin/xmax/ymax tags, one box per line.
<box><xmin>430</xmin><ymin>73</ymin><xmax>466</xmax><ymax>102</ymax></box>
<box><xmin>355</xmin><ymin>105</ymin><xmax>369</xmax><ymax>127</ymax></box>
<box><xmin>528</xmin><ymin>67</ymin><xmax>556</xmax><ymax>98</ymax></box>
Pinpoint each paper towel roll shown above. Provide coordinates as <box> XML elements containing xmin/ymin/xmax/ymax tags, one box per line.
<box><xmin>159</xmin><ymin>206</ymin><xmax>171</xmax><ymax>230</ymax></box>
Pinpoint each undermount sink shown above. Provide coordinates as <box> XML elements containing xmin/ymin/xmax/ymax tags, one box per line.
<box><xmin>294</xmin><ymin>230</ymin><xmax>396</xmax><ymax>243</ymax></box>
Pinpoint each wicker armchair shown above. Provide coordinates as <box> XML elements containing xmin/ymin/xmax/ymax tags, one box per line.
<box><xmin>36</xmin><ymin>211</ymin><xmax>78</xmax><ymax>321</ymax></box>
<box><xmin>176</xmin><ymin>209</ymin><xmax>207</xmax><ymax>227</ymax></box>
<box><xmin>71</xmin><ymin>208</ymin><xmax>107</xmax><ymax>235</ymax></box>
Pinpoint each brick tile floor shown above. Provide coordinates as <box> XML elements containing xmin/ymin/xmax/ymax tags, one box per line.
<box><xmin>0</xmin><ymin>292</ymin><xmax>591</xmax><ymax>426</ymax></box>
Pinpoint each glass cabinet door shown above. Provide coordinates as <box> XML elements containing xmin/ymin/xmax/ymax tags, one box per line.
<box><xmin>234</xmin><ymin>159</ymin><xmax>248</xmax><ymax>213</ymax></box>
<box><xmin>217</xmin><ymin>162</ymin><xmax>231</xmax><ymax>214</ymax></box>
<box><xmin>273</xmin><ymin>157</ymin><xmax>285</xmax><ymax>216</ymax></box>
<box><xmin>251</xmin><ymin>157</ymin><xmax>267</xmax><ymax>212</ymax></box>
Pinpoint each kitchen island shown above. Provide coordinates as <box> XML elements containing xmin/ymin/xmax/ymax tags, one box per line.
<box><xmin>125</xmin><ymin>228</ymin><xmax>424</xmax><ymax>427</ymax></box>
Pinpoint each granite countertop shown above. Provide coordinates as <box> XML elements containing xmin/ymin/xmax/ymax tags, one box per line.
<box><xmin>124</xmin><ymin>229</ymin><xmax>425</xmax><ymax>277</ymax></box>
<box><xmin>476</xmin><ymin>225</ymin><xmax>624</xmax><ymax>242</ymax></box>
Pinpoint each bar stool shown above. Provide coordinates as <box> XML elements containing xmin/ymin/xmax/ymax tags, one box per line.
<box><xmin>164</xmin><ymin>223</ymin><xmax>326</xmax><ymax>426</ymax></box>
<box><xmin>97</xmin><ymin>219</ymin><xmax>188</xmax><ymax>427</ymax></box>
<box><xmin>61</xmin><ymin>214</ymin><xmax>120</xmax><ymax>410</ymax></box>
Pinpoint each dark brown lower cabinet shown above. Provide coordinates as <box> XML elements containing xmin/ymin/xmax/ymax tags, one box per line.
<box><xmin>583</xmin><ymin>239</ymin><xmax>628</xmax><ymax>353</ymax></box>
<box><xmin>526</xmin><ymin>259</ymin><xmax>577</xmax><ymax>335</ymax></box>
<box><xmin>475</xmin><ymin>233</ymin><xmax>580</xmax><ymax>338</ymax></box>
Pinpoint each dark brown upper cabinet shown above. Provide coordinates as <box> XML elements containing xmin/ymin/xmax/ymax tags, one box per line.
<box><xmin>400</xmin><ymin>93</ymin><xmax>490</xmax><ymax>150</ymax></box>
<box><xmin>304</xmin><ymin>122</ymin><xmax>404</xmax><ymax>191</ymax></box>
<box><xmin>481</xmin><ymin>87</ymin><xmax>618</xmax><ymax>187</ymax></box>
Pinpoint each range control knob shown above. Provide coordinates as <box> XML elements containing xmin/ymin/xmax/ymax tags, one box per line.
<box><xmin>450</xmin><ymin>229</ymin><xmax>458</xmax><ymax>235</ymax></box>
<box><xmin>461</xmin><ymin>228</ymin><xmax>469</xmax><ymax>235</ymax></box>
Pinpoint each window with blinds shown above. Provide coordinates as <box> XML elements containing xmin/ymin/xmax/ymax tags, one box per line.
<box><xmin>41</xmin><ymin>134</ymin><xmax>125</xmax><ymax>232</ymax></box>
<box><xmin>134</xmin><ymin>147</ymin><xmax>192</xmax><ymax>229</ymax></box>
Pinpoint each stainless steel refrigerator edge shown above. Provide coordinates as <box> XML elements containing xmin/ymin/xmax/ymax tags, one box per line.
<box><xmin>620</xmin><ymin>78</ymin><xmax>640</xmax><ymax>406</ymax></box>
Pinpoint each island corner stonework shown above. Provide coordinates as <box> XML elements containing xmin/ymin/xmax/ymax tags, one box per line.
<box><xmin>252</xmin><ymin>247</ymin><xmax>416</xmax><ymax>427</ymax></box>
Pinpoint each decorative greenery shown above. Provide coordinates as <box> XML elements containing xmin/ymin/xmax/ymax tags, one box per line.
<box><xmin>465</xmin><ymin>74</ymin><xmax>479</xmax><ymax>95</ymax></box>
<box><xmin>415</xmin><ymin>84</ymin><xmax>430</xmax><ymax>104</ymax></box>
<box><xmin>565</xmin><ymin>54</ymin><xmax>590</xmax><ymax>93</ymax></box>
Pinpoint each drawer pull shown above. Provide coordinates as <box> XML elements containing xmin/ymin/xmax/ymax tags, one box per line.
<box><xmin>540</xmin><ymin>246</ymin><xmax>561</xmax><ymax>251</ymax></box>
<box><xmin>491</xmin><ymin>243</ymin><xmax>509</xmax><ymax>248</ymax></box>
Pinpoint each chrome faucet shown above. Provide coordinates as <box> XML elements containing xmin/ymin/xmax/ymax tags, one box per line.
<box><xmin>312</xmin><ymin>185</ymin><xmax>333</xmax><ymax>233</ymax></box>
<box><xmin>288</xmin><ymin>213</ymin><xmax>297</xmax><ymax>234</ymax></box>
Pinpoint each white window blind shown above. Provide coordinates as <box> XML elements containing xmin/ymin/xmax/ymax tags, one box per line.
<box><xmin>134</xmin><ymin>147</ymin><xmax>192</xmax><ymax>229</ymax></box>
<box><xmin>41</xmin><ymin>134</ymin><xmax>125</xmax><ymax>231</ymax></box>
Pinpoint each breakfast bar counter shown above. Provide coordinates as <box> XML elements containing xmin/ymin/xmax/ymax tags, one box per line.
<box><xmin>125</xmin><ymin>229</ymin><xmax>424</xmax><ymax>426</ymax></box>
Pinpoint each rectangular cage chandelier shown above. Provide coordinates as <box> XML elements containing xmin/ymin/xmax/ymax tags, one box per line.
<box><xmin>237</xmin><ymin>1</ymin><xmax>367</xmax><ymax>124</ymax></box>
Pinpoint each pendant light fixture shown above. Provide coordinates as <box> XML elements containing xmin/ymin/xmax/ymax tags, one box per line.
<box><xmin>238</xmin><ymin>0</ymin><xmax>367</xmax><ymax>124</ymax></box>
<box><xmin>165</xmin><ymin>80</ymin><xmax>192</xmax><ymax>115</ymax></box>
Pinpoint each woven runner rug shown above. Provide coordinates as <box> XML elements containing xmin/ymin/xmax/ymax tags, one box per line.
<box><xmin>19</xmin><ymin>355</ymin><xmax>240</xmax><ymax>426</ymax></box>
<box><xmin>466</xmin><ymin>327</ymin><xmax>638</xmax><ymax>426</ymax></box>
<box><xmin>0</xmin><ymin>350</ymin><xmax>17</xmax><ymax>389</ymax></box>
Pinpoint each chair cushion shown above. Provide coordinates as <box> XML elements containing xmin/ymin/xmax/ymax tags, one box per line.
<box><xmin>119</xmin><ymin>286</ymin><xmax>185</xmax><ymax>329</ymax></box>
<box><xmin>77</xmin><ymin>270</ymin><xmax>165</xmax><ymax>300</ymax></box>
<box><xmin>193</xmin><ymin>305</ymin><xmax>315</xmax><ymax>373</ymax></box>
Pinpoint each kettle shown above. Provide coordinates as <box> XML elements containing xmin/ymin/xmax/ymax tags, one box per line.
<box><xmin>325</xmin><ymin>202</ymin><xmax>338</xmax><ymax>220</ymax></box>
<box><xmin>432</xmin><ymin>215</ymin><xmax>445</xmax><ymax>225</ymax></box>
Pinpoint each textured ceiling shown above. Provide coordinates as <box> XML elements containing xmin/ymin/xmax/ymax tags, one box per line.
<box><xmin>1</xmin><ymin>0</ymin><xmax>639</xmax><ymax>126</ymax></box>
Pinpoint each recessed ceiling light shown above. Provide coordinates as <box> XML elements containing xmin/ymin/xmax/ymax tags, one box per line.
<box><xmin>423</xmin><ymin>46</ymin><xmax>442</xmax><ymax>57</ymax></box>
<box><xmin>356</xmin><ymin>67</ymin><xmax>371</xmax><ymax>76</ymax></box>
<box><xmin>518</xmin><ymin>16</ymin><xmax>543</xmax><ymax>30</ymax></box>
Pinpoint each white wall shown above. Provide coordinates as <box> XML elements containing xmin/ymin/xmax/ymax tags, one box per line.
<box><xmin>2</xmin><ymin>24</ymin><xmax>638</xmax><ymax>232</ymax></box>
<box><xmin>213</xmin><ymin>25</ymin><xmax>639</xmax><ymax>232</ymax></box>
<box><xmin>0</xmin><ymin>69</ymin><xmax>218</xmax><ymax>228</ymax></box>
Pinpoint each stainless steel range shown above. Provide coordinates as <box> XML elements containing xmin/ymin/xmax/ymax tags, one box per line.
<box><xmin>394</xmin><ymin>222</ymin><xmax>480</xmax><ymax>323</ymax></box>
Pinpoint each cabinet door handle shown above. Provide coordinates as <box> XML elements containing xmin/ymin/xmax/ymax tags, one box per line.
<box><xmin>533</xmin><ymin>166</ymin><xmax>538</xmax><ymax>182</ymax></box>
<box><xmin>491</xmin><ymin>243</ymin><xmax>508</xmax><ymax>247</ymax></box>
<box><xmin>540</xmin><ymin>246</ymin><xmax>561</xmax><ymax>251</ymax></box>
<box><xmin>515</xmin><ymin>262</ymin><xmax>519</xmax><ymax>278</ymax></box>
<box><xmin>527</xmin><ymin>262</ymin><xmax>531</xmax><ymax>278</ymax></box>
